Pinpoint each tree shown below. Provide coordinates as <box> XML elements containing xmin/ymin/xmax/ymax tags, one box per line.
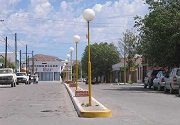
<box><xmin>118</xmin><ymin>29</ymin><xmax>139</xmax><ymax>83</ymax></box>
<box><xmin>134</xmin><ymin>0</ymin><xmax>180</xmax><ymax>67</ymax></box>
<box><xmin>0</xmin><ymin>58</ymin><xmax>16</xmax><ymax>69</ymax></box>
<box><xmin>81</xmin><ymin>42</ymin><xmax>120</xmax><ymax>83</ymax></box>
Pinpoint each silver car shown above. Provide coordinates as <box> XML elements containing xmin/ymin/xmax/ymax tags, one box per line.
<box><xmin>153</xmin><ymin>70</ymin><xmax>166</xmax><ymax>91</ymax></box>
<box><xmin>164</xmin><ymin>68</ymin><xmax>180</xmax><ymax>94</ymax></box>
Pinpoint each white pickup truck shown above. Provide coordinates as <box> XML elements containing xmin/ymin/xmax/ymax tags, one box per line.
<box><xmin>16</xmin><ymin>72</ymin><xmax>29</xmax><ymax>85</ymax></box>
<box><xmin>0</xmin><ymin>68</ymin><xmax>17</xmax><ymax>87</ymax></box>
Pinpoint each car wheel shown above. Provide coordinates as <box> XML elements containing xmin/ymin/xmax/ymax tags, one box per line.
<box><xmin>169</xmin><ymin>86</ymin><xmax>174</xmax><ymax>94</ymax></box>
<box><xmin>14</xmin><ymin>82</ymin><xmax>16</xmax><ymax>87</ymax></box>
<box><xmin>148</xmin><ymin>82</ymin><xmax>151</xmax><ymax>89</ymax></box>
<box><xmin>26</xmin><ymin>81</ymin><xmax>29</xmax><ymax>85</ymax></box>
<box><xmin>144</xmin><ymin>83</ymin><xmax>147</xmax><ymax>88</ymax></box>
<box><xmin>11</xmin><ymin>82</ymin><xmax>14</xmax><ymax>87</ymax></box>
<box><xmin>164</xmin><ymin>85</ymin><xmax>167</xmax><ymax>93</ymax></box>
<box><xmin>152</xmin><ymin>84</ymin><xmax>155</xmax><ymax>90</ymax></box>
<box><xmin>157</xmin><ymin>84</ymin><xmax>161</xmax><ymax>91</ymax></box>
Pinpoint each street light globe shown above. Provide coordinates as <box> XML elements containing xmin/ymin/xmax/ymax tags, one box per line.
<box><xmin>69</xmin><ymin>47</ymin><xmax>74</xmax><ymax>52</ymax></box>
<box><xmin>74</xmin><ymin>35</ymin><xmax>80</xmax><ymax>43</ymax></box>
<box><xmin>66</xmin><ymin>54</ymin><xmax>70</xmax><ymax>59</ymax></box>
<box><xmin>83</xmin><ymin>9</ymin><xmax>95</xmax><ymax>21</ymax></box>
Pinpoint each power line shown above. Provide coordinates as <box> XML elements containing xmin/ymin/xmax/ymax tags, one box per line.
<box><xmin>1</xmin><ymin>21</ymin><xmax>14</xmax><ymax>35</ymax></box>
<box><xmin>12</xmin><ymin>15</ymin><xmax>128</xmax><ymax>25</ymax></box>
<box><xmin>0</xmin><ymin>34</ymin><xmax>5</xmax><ymax>40</ymax></box>
<box><xmin>7</xmin><ymin>44</ymin><xmax>15</xmax><ymax>52</ymax></box>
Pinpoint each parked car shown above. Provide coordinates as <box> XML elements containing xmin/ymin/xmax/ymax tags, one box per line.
<box><xmin>0</xmin><ymin>68</ymin><xmax>17</xmax><ymax>87</ymax></box>
<box><xmin>144</xmin><ymin>69</ymin><xmax>165</xmax><ymax>89</ymax></box>
<box><xmin>153</xmin><ymin>70</ymin><xmax>167</xmax><ymax>90</ymax></box>
<box><xmin>85</xmin><ymin>77</ymin><xmax>96</xmax><ymax>84</ymax></box>
<box><xmin>31</xmin><ymin>74</ymin><xmax>39</xmax><ymax>84</ymax></box>
<box><xmin>16</xmin><ymin>72</ymin><xmax>29</xmax><ymax>85</ymax></box>
<box><xmin>164</xmin><ymin>68</ymin><xmax>180</xmax><ymax>94</ymax></box>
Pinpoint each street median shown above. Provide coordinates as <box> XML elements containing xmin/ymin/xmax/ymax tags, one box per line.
<box><xmin>64</xmin><ymin>83</ymin><xmax>112</xmax><ymax>118</ymax></box>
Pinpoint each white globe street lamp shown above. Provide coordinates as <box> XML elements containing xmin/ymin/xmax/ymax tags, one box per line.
<box><xmin>62</xmin><ymin>63</ymin><xmax>66</xmax><ymax>83</ymax></box>
<box><xmin>66</xmin><ymin>54</ymin><xmax>70</xmax><ymax>81</ymax></box>
<box><xmin>83</xmin><ymin>9</ymin><xmax>95</xmax><ymax>21</ymax></box>
<box><xmin>83</xmin><ymin>8</ymin><xmax>95</xmax><ymax>106</ymax></box>
<box><xmin>74</xmin><ymin>35</ymin><xmax>80</xmax><ymax>90</ymax></box>
<box><xmin>69</xmin><ymin>47</ymin><xmax>74</xmax><ymax>81</ymax></box>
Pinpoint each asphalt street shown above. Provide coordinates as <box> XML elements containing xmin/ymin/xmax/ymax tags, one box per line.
<box><xmin>79</xmin><ymin>82</ymin><xmax>180</xmax><ymax>125</ymax></box>
<box><xmin>0</xmin><ymin>81</ymin><xmax>180</xmax><ymax>125</ymax></box>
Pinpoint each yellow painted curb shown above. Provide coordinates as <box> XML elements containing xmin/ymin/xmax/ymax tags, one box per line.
<box><xmin>80</xmin><ymin>109</ymin><xmax>112</xmax><ymax>118</ymax></box>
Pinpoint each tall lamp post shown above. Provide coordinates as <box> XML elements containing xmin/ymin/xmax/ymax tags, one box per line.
<box><xmin>69</xmin><ymin>47</ymin><xmax>74</xmax><ymax>81</ymax></box>
<box><xmin>66</xmin><ymin>54</ymin><xmax>70</xmax><ymax>81</ymax></box>
<box><xmin>65</xmin><ymin>59</ymin><xmax>68</xmax><ymax>81</ymax></box>
<box><xmin>63</xmin><ymin>63</ymin><xmax>66</xmax><ymax>83</ymax></box>
<box><xmin>83</xmin><ymin>8</ymin><xmax>95</xmax><ymax>106</ymax></box>
<box><xmin>74</xmin><ymin>35</ymin><xmax>80</xmax><ymax>90</ymax></box>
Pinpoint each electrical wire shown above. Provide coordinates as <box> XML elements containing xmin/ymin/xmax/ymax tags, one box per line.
<box><xmin>1</xmin><ymin>21</ymin><xmax>14</xmax><ymax>35</ymax></box>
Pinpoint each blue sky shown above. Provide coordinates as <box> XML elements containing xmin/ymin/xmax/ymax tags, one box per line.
<box><xmin>0</xmin><ymin>0</ymin><xmax>149</xmax><ymax>61</ymax></box>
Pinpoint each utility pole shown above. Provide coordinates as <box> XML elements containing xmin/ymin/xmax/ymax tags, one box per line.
<box><xmin>5</xmin><ymin>37</ymin><xmax>7</xmax><ymax>68</ymax></box>
<box><xmin>20</xmin><ymin>50</ymin><xmax>21</xmax><ymax>71</ymax></box>
<box><xmin>32</xmin><ymin>51</ymin><xmax>34</xmax><ymax>74</ymax></box>
<box><xmin>26</xmin><ymin>45</ymin><xmax>27</xmax><ymax>74</ymax></box>
<box><xmin>124</xmin><ymin>45</ymin><xmax>126</xmax><ymax>84</ymax></box>
<box><xmin>22</xmin><ymin>51</ymin><xmax>34</xmax><ymax>74</ymax></box>
<box><xmin>27</xmin><ymin>56</ymin><xmax>29</xmax><ymax>73</ymax></box>
<box><xmin>15</xmin><ymin>33</ymin><xmax>17</xmax><ymax>72</ymax></box>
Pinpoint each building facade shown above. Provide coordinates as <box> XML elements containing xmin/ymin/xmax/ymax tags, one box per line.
<box><xmin>22</xmin><ymin>54</ymin><xmax>64</xmax><ymax>81</ymax></box>
<box><xmin>111</xmin><ymin>56</ymin><xmax>145</xmax><ymax>83</ymax></box>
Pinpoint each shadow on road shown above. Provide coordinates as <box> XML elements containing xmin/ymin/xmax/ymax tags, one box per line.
<box><xmin>102</xmin><ymin>85</ymin><xmax>180</xmax><ymax>97</ymax></box>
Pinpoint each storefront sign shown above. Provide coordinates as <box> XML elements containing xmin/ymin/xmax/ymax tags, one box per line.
<box><xmin>43</xmin><ymin>68</ymin><xmax>53</xmax><ymax>72</ymax></box>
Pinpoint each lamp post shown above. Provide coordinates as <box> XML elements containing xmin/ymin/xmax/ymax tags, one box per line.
<box><xmin>74</xmin><ymin>35</ymin><xmax>80</xmax><ymax>90</ymax></box>
<box><xmin>66</xmin><ymin>54</ymin><xmax>70</xmax><ymax>81</ymax></box>
<box><xmin>64</xmin><ymin>60</ymin><xmax>68</xmax><ymax>81</ymax></box>
<box><xmin>69</xmin><ymin>47</ymin><xmax>74</xmax><ymax>81</ymax></box>
<box><xmin>83</xmin><ymin>8</ymin><xmax>95</xmax><ymax>106</ymax></box>
<box><xmin>63</xmin><ymin>63</ymin><xmax>66</xmax><ymax>83</ymax></box>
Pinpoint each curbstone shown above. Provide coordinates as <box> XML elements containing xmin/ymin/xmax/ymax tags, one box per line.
<box><xmin>64</xmin><ymin>83</ymin><xmax>112</xmax><ymax>118</ymax></box>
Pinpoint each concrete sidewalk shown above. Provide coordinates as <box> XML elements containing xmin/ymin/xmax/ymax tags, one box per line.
<box><xmin>64</xmin><ymin>83</ymin><xmax>112</xmax><ymax>118</ymax></box>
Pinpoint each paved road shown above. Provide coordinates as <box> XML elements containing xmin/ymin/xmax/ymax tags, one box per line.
<box><xmin>1</xmin><ymin>81</ymin><xmax>180</xmax><ymax>125</ymax></box>
<box><xmin>0</xmin><ymin>81</ymin><xmax>77</xmax><ymax>125</ymax></box>
<box><xmin>79</xmin><ymin>82</ymin><xmax>180</xmax><ymax>125</ymax></box>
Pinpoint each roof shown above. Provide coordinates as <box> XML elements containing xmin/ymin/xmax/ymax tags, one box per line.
<box><xmin>29</xmin><ymin>54</ymin><xmax>63</xmax><ymax>62</ymax></box>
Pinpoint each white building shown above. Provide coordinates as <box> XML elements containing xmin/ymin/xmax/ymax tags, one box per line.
<box><xmin>22</xmin><ymin>54</ymin><xmax>65</xmax><ymax>81</ymax></box>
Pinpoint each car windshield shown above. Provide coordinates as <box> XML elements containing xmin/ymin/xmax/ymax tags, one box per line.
<box><xmin>16</xmin><ymin>73</ymin><xmax>26</xmax><ymax>76</ymax></box>
<box><xmin>0</xmin><ymin>69</ymin><xmax>13</xmax><ymax>74</ymax></box>
<box><xmin>152</xmin><ymin>70</ymin><xmax>164</xmax><ymax>76</ymax></box>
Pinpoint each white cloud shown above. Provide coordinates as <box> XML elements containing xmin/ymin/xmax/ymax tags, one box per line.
<box><xmin>34</xmin><ymin>2</ymin><xmax>52</xmax><ymax>17</ymax></box>
<box><xmin>30</xmin><ymin>0</ymin><xmax>49</xmax><ymax>7</ymax></box>
<box><xmin>8</xmin><ymin>0</ymin><xmax>22</xmax><ymax>4</ymax></box>
<box><xmin>93</xmin><ymin>4</ymin><xmax>102</xmax><ymax>12</ymax></box>
<box><xmin>0</xmin><ymin>0</ymin><xmax>149</xmax><ymax>60</ymax></box>
<box><xmin>60</xmin><ymin>1</ymin><xmax>67</xmax><ymax>10</ymax></box>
